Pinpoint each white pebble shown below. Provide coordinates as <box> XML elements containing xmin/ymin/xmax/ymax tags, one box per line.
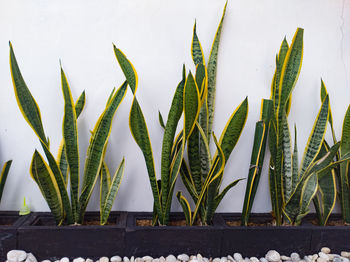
<box><xmin>260</xmin><ymin>258</ymin><xmax>268</xmax><ymax>262</ymax></box>
<box><xmin>266</xmin><ymin>251</ymin><xmax>281</xmax><ymax>262</ymax></box>
<box><xmin>73</xmin><ymin>258</ymin><xmax>85</xmax><ymax>262</ymax></box>
<box><xmin>250</xmin><ymin>257</ymin><xmax>259</xmax><ymax>262</ymax></box>
<box><xmin>327</xmin><ymin>255</ymin><xmax>334</xmax><ymax>261</ymax></box>
<box><xmin>131</xmin><ymin>257</ymin><xmax>135</xmax><ymax>262</ymax></box>
<box><xmin>221</xmin><ymin>258</ymin><xmax>228</xmax><ymax>262</ymax></box>
<box><xmin>245</xmin><ymin>258</ymin><xmax>251</xmax><ymax>262</ymax></box>
<box><xmin>86</xmin><ymin>259</ymin><xmax>93</xmax><ymax>262</ymax></box>
<box><xmin>213</xmin><ymin>259</ymin><xmax>220</xmax><ymax>262</ymax></box>
<box><xmin>135</xmin><ymin>258</ymin><xmax>143</xmax><ymax>262</ymax></box>
<box><xmin>228</xmin><ymin>256</ymin><xmax>235</xmax><ymax>262</ymax></box>
<box><xmin>100</xmin><ymin>257</ymin><xmax>109</xmax><ymax>262</ymax></box>
<box><xmin>60</xmin><ymin>258</ymin><xmax>69</xmax><ymax>262</ymax></box>
<box><xmin>159</xmin><ymin>257</ymin><xmax>165</xmax><ymax>262</ymax></box>
<box><xmin>304</xmin><ymin>256</ymin><xmax>311</xmax><ymax>262</ymax></box>
<box><xmin>41</xmin><ymin>260</ymin><xmax>51</xmax><ymax>262</ymax></box>
<box><xmin>25</xmin><ymin>253</ymin><xmax>38</xmax><ymax>262</ymax></box>
<box><xmin>312</xmin><ymin>255</ymin><xmax>318</xmax><ymax>262</ymax></box>
<box><xmin>321</xmin><ymin>248</ymin><xmax>331</xmax><ymax>255</ymax></box>
<box><xmin>167</xmin><ymin>255</ymin><xmax>177</xmax><ymax>262</ymax></box>
<box><xmin>7</xmin><ymin>250</ymin><xmax>27</xmax><ymax>262</ymax></box>
<box><xmin>291</xmin><ymin>253</ymin><xmax>300</xmax><ymax>262</ymax></box>
<box><xmin>178</xmin><ymin>255</ymin><xmax>189</xmax><ymax>262</ymax></box>
<box><xmin>204</xmin><ymin>258</ymin><xmax>209</xmax><ymax>262</ymax></box>
<box><xmin>281</xmin><ymin>257</ymin><xmax>291</xmax><ymax>261</ymax></box>
<box><xmin>341</xmin><ymin>258</ymin><xmax>350</xmax><ymax>262</ymax></box>
<box><xmin>341</xmin><ymin>253</ymin><xmax>350</xmax><ymax>259</ymax></box>
<box><xmin>154</xmin><ymin>259</ymin><xmax>159</xmax><ymax>262</ymax></box>
<box><xmin>111</xmin><ymin>257</ymin><xmax>122</xmax><ymax>262</ymax></box>
<box><xmin>317</xmin><ymin>258</ymin><xmax>327</xmax><ymax>262</ymax></box>
<box><xmin>318</xmin><ymin>253</ymin><xmax>329</xmax><ymax>261</ymax></box>
<box><xmin>234</xmin><ymin>254</ymin><xmax>243</xmax><ymax>262</ymax></box>
<box><xmin>143</xmin><ymin>257</ymin><xmax>153</xmax><ymax>262</ymax></box>
<box><xmin>124</xmin><ymin>257</ymin><xmax>130</xmax><ymax>262</ymax></box>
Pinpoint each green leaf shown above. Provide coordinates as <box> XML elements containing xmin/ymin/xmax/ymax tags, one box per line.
<box><xmin>340</xmin><ymin>104</ymin><xmax>350</xmax><ymax>222</ymax></box>
<box><xmin>295</xmin><ymin>172</ymin><xmax>318</xmax><ymax>225</ymax></box>
<box><xmin>320</xmin><ymin>80</ymin><xmax>336</xmax><ymax>143</ymax></box>
<box><xmin>79</xmin><ymin>82</ymin><xmax>127</xmax><ymax>223</ymax></box>
<box><xmin>299</xmin><ymin>96</ymin><xmax>329</xmax><ymax>178</ymax></box>
<box><xmin>277</xmin><ymin>28</ymin><xmax>303</xmax><ymax>113</ymax></box>
<box><xmin>204</xmin><ymin>133</ymin><xmax>226</xmax><ymax>224</ymax></box>
<box><xmin>292</xmin><ymin>125</ymin><xmax>299</xmax><ymax>192</ymax></box>
<box><xmin>176</xmin><ymin>191</ymin><xmax>192</xmax><ymax>225</ymax></box>
<box><xmin>61</xmin><ymin>66</ymin><xmax>80</xmax><ymax>221</ymax></box>
<box><xmin>215</xmin><ymin>97</ymin><xmax>248</xmax><ymax>162</ymax></box>
<box><xmin>101</xmin><ymin>158</ymin><xmax>125</xmax><ymax>225</ymax></box>
<box><xmin>281</xmin><ymin>112</ymin><xmax>293</xmax><ymax>201</ymax></box>
<box><xmin>207</xmin><ymin>2</ymin><xmax>227</xmax><ymax>140</ymax></box>
<box><xmin>9</xmin><ymin>43</ymin><xmax>47</xmax><ymax>145</ymax></box>
<box><xmin>314</xmin><ymin>142</ymin><xmax>337</xmax><ymax>226</ymax></box>
<box><xmin>191</xmin><ymin>21</ymin><xmax>205</xmax><ymax>66</ymax></box>
<box><xmin>160</xmin><ymin>76</ymin><xmax>185</xmax><ymax>219</ymax></box>
<box><xmin>100</xmin><ymin>161</ymin><xmax>111</xmax><ymax>212</ymax></box>
<box><xmin>158</xmin><ymin>111</ymin><xmax>166</xmax><ymax>129</ymax></box>
<box><xmin>10</xmin><ymin>44</ymin><xmax>73</xmax><ymax>224</ymax></box>
<box><xmin>241</xmin><ymin>121</ymin><xmax>266</xmax><ymax>226</ymax></box>
<box><xmin>0</xmin><ymin>160</ymin><xmax>12</xmax><ymax>203</ymax></box>
<box><xmin>184</xmin><ymin>72</ymin><xmax>200</xmax><ymax>140</ymax></box>
<box><xmin>57</xmin><ymin>91</ymin><xmax>86</xmax><ymax>184</ymax></box>
<box><xmin>113</xmin><ymin>46</ymin><xmax>137</xmax><ymax>93</ymax></box>
<box><xmin>115</xmin><ymin>47</ymin><xmax>163</xmax><ymax>223</ymax></box>
<box><xmin>30</xmin><ymin>151</ymin><xmax>63</xmax><ymax>225</ymax></box>
<box><xmin>163</xmin><ymin>133</ymin><xmax>185</xmax><ymax>224</ymax></box>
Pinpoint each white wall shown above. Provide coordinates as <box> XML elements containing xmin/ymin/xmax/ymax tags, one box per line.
<box><xmin>0</xmin><ymin>0</ymin><xmax>349</xmax><ymax>213</ymax></box>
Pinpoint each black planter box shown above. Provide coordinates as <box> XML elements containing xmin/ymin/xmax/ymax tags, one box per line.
<box><xmin>220</xmin><ymin>213</ymin><xmax>314</xmax><ymax>257</ymax></box>
<box><xmin>126</xmin><ymin>212</ymin><xmax>223</xmax><ymax>258</ymax></box>
<box><xmin>17</xmin><ymin>211</ymin><xmax>127</xmax><ymax>261</ymax></box>
<box><xmin>0</xmin><ymin>211</ymin><xmax>30</xmax><ymax>261</ymax></box>
<box><xmin>306</xmin><ymin>214</ymin><xmax>350</xmax><ymax>254</ymax></box>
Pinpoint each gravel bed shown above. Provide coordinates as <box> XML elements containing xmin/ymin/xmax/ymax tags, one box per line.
<box><xmin>6</xmin><ymin>248</ymin><xmax>350</xmax><ymax>262</ymax></box>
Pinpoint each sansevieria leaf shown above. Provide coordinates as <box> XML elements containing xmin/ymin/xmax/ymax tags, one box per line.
<box><xmin>207</xmin><ymin>2</ymin><xmax>227</xmax><ymax>140</ymax></box>
<box><xmin>79</xmin><ymin>82</ymin><xmax>127</xmax><ymax>223</ymax></box>
<box><xmin>114</xmin><ymin>46</ymin><xmax>163</xmax><ymax>223</ymax></box>
<box><xmin>101</xmin><ymin>158</ymin><xmax>125</xmax><ymax>225</ymax></box>
<box><xmin>9</xmin><ymin>42</ymin><xmax>47</xmax><ymax>145</ymax></box>
<box><xmin>61</xmin><ymin>66</ymin><xmax>80</xmax><ymax>221</ymax></box>
<box><xmin>10</xmin><ymin>44</ymin><xmax>73</xmax><ymax>224</ymax></box>
<box><xmin>30</xmin><ymin>151</ymin><xmax>63</xmax><ymax>225</ymax></box>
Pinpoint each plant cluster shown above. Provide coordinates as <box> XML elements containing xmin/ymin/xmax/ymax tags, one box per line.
<box><xmin>2</xmin><ymin>3</ymin><xmax>349</xmax><ymax>227</ymax></box>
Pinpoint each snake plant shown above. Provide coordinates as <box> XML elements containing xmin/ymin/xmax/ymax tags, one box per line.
<box><xmin>174</xmin><ymin>2</ymin><xmax>248</xmax><ymax>226</ymax></box>
<box><xmin>267</xmin><ymin>28</ymin><xmax>350</xmax><ymax>225</ymax></box>
<box><xmin>312</xmin><ymin>80</ymin><xmax>350</xmax><ymax>225</ymax></box>
<box><xmin>10</xmin><ymin>43</ymin><xmax>126</xmax><ymax>225</ymax></box>
<box><xmin>114</xmin><ymin>45</ymin><xmax>188</xmax><ymax>226</ymax></box>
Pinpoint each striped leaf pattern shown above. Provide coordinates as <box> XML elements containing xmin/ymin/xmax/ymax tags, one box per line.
<box><xmin>100</xmin><ymin>158</ymin><xmax>125</xmax><ymax>225</ymax></box>
<box><xmin>61</xmin><ymin>67</ymin><xmax>80</xmax><ymax>221</ymax></box>
<box><xmin>207</xmin><ymin>2</ymin><xmax>227</xmax><ymax>139</ymax></box>
<box><xmin>79</xmin><ymin>82</ymin><xmax>127</xmax><ymax>223</ymax></box>
<box><xmin>30</xmin><ymin>151</ymin><xmax>63</xmax><ymax>225</ymax></box>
